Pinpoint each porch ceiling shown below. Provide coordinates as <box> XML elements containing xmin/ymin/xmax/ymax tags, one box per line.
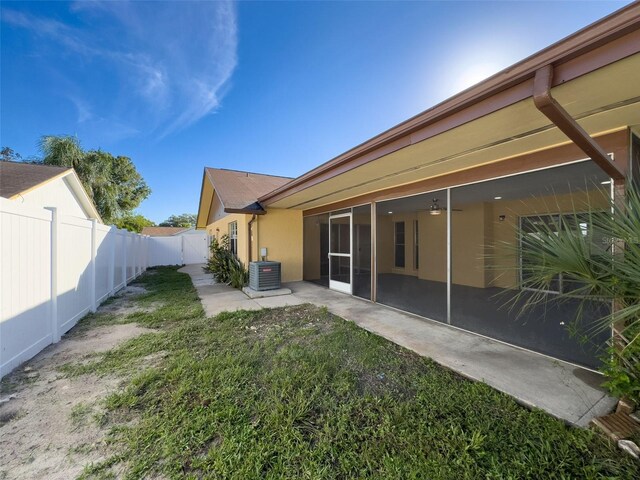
<box><xmin>269</xmin><ymin>53</ymin><xmax>639</xmax><ymax>211</ymax></box>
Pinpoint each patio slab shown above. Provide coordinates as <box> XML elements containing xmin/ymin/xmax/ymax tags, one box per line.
<box><xmin>179</xmin><ymin>264</ymin><xmax>616</xmax><ymax>427</ymax></box>
<box><xmin>243</xmin><ymin>286</ymin><xmax>293</xmax><ymax>298</ymax></box>
<box><xmin>254</xmin><ymin>295</ymin><xmax>306</xmax><ymax>308</ymax></box>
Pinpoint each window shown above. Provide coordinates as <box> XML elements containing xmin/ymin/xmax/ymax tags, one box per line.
<box><xmin>229</xmin><ymin>221</ymin><xmax>238</xmax><ymax>256</ymax></box>
<box><xmin>414</xmin><ymin>220</ymin><xmax>419</xmax><ymax>270</ymax></box>
<box><xmin>394</xmin><ymin>221</ymin><xmax>405</xmax><ymax>268</ymax></box>
<box><xmin>519</xmin><ymin>213</ymin><xmax>605</xmax><ymax>294</ymax></box>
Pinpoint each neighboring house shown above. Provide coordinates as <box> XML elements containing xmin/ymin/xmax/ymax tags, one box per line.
<box><xmin>197</xmin><ymin>5</ymin><xmax>640</xmax><ymax>370</ymax></box>
<box><xmin>196</xmin><ymin>168</ymin><xmax>296</xmax><ymax>279</ymax></box>
<box><xmin>141</xmin><ymin>226</ymin><xmax>190</xmax><ymax>236</ymax></box>
<box><xmin>0</xmin><ymin>161</ymin><xmax>101</xmax><ymax>221</ymax></box>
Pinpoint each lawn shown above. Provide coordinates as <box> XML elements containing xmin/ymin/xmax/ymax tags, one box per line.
<box><xmin>64</xmin><ymin>266</ymin><xmax>639</xmax><ymax>479</ymax></box>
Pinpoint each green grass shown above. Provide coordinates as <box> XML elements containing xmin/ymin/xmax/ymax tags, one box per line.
<box><xmin>66</xmin><ymin>267</ymin><xmax>638</xmax><ymax>479</ymax></box>
<box><xmin>70</xmin><ymin>402</ymin><xmax>93</xmax><ymax>427</ymax></box>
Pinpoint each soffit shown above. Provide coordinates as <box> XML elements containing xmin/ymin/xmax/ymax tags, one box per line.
<box><xmin>270</xmin><ymin>54</ymin><xmax>639</xmax><ymax>210</ymax></box>
<box><xmin>196</xmin><ymin>176</ymin><xmax>214</xmax><ymax>229</ymax></box>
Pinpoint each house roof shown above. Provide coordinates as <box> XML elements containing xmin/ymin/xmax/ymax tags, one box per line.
<box><xmin>0</xmin><ymin>161</ymin><xmax>103</xmax><ymax>222</ymax></box>
<box><xmin>0</xmin><ymin>161</ymin><xmax>70</xmax><ymax>198</ymax></box>
<box><xmin>141</xmin><ymin>226</ymin><xmax>189</xmax><ymax>236</ymax></box>
<box><xmin>258</xmin><ymin>3</ymin><xmax>640</xmax><ymax>210</ymax></box>
<box><xmin>206</xmin><ymin>168</ymin><xmax>292</xmax><ymax>211</ymax></box>
<box><xmin>196</xmin><ymin>168</ymin><xmax>292</xmax><ymax>228</ymax></box>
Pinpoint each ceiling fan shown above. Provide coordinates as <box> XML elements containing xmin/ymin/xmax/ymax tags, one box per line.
<box><xmin>427</xmin><ymin>198</ymin><xmax>462</xmax><ymax>216</ymax></box>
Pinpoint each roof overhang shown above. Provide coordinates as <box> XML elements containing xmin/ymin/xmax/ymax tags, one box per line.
<box><xmin>196</xmin><ymin>170</ymin><xmax>267</xmax><ymax>229</ymax></box>
<box><xmin>7</xmin><ymin>167</ymin><xmax>70</xmax><ymax>200</ymax></box>
<box><xmin>65</xmin><ymin>170</ymin><xmax>103</xmax><ymax>222</ymax></box>
<box><xmin>10</xmin><ymin>168</ymin><xmax>103</xmax><ymax>222</ymax></box>
<box><xmin>259</xmin><ymin>3</ymin><xmax>640</xmax><ymax>211</ymax></box>
<box><xmin>196</xmin><ymin>170</ymin><xmax>214</xmax><ymax>229</ymax></box>
<box><xmin>224</xmin><ymin>203</ymin><xmax>267</xmax><ymax>215</ymax></box>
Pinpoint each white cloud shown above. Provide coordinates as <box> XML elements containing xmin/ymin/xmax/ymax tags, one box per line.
<box><xmin>2</xmin><ymin>1</ymin><xmax>238</xmax><ymax>139</ymax></box>
<box><xmin>66</xmin><ymin>95</ymin><xmax>93</xmax><ymax>123</ymax></box>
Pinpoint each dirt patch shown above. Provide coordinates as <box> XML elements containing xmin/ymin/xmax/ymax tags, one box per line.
<box><xmin>97</xmin><ymin>285</ymin><xmax>159</xmax><ymax>318</ymax></box>
<box><xmin>0</xmin><ymin>289</ymin><xmax>157</xmax><ymax>480</ymax></box>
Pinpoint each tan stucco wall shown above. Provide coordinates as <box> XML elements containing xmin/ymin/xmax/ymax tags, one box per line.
<box><xmin>450</xmin><ymin>202</ymin><xmax>490</xmax><ymax>288</ymax></box>
<box><xmin>256</xmin><ymin>208</ymin><xmax>303</xmax><ymax>283</ymax></box>
<box><xmin>375</xmin><ymin>188</ymin><xmax>610</xmax><ymax>290</ymax></box>
<box><xmin>206</xmin><ymin>213</ymin><xmax>252</xmax><ymax>267</ymax></box>
<box><xmin>377</xmin><ymin>208</ymin><xmax>485</xmax><ymax>288</ymax></box>
<box><xmin>303</xmin><ymin>216</ymin><xmax>322</xmax><ymax>281</ymax></box>
<box><xmin>488</xmin><ymin>189</ymin><xmax>610</xmax><ymax>288</ymax></box>
<box><xmin>205</xmin><ymin>208</ymin><xmax>303</xmax><ymax>282</ymax></box>
<box><xmin>376</xmin><ymin>213</ymin><xmax>418</xmax><ymax>277</ymax></box>
<box><xmin>417</xmin><ymin>211</ymin><xmax>447</xmax><ymax>283</ymax></box>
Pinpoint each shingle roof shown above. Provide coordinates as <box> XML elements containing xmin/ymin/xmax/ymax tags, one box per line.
<box><xmin>141</xmin><ymin>226</ymin><xmax>189</xmax><ymax>236</ymax></box>
<box><xmin>205</xmin><ymin>168</ymin><xmax>292</xmax><ymax>212</ymax></box>
<box><xmin>0</xmin><ymin>161</ymin><xmax>71</xmax><ymax>199</ymax></box>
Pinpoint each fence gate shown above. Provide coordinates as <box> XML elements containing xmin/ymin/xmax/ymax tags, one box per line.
<box><xmin>182</xmin><ymin>232</ymin><xmax>210</xmax><ymax>264</ymax></box>
<box><xmin>148</xmin><ymin>231</ymin><xmax>210</xmax><ymax>267</ymax></box>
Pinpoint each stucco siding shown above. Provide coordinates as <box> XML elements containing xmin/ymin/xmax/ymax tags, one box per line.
<box><xmin>206</xmin><ymin>213</ymin><xmax>252</xmax><ymax>267</ymax></box>
<box><xmin>257</xmin><ymin>209</ymin><xmax>303</xmax><ymax>283</ymax></box>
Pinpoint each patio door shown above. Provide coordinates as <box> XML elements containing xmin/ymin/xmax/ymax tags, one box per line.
<box><xmin>329</xmin><ymin>212</ymin><xmax>352</xmax><ymax>294</ymax></box>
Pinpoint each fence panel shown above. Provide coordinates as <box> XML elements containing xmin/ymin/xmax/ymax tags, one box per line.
<box><xmin>0</xmin><ymin>199</ymin><xmax>195</xmax><ymax>378</ymax></box>
<box><xmin>113</xmin><ymin>230</ymin><xmax>126</xmax><ymax>292</ymax></box>
<box><xmin>125</xmin><ymin>233</ymin><xmax>135</xmax><ymax>282</ymax></box>
<box><xmin>0</xmin><ymin>200</ymin><xmax>53</xmax><ymax>377</ymax></box>
<box><xmin>95</xmin><ymin>224</ymin><xmax>113</xmax><ymax>304</ymax></box>
<box><xmin>149</xmin><ymin>236</ymin><xmax>183</xmax><ymax>266</ymax></box>
<box><xmin>183</xmin><ymin>232</ymin><xmax>210</xmax><ymax>264</ymax></box>
<box><xmin>57</xmin><ymin>215</ymin><xmax>93</xmax><ymax>334</ymax></box>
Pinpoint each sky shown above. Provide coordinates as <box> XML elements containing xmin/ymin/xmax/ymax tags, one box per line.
<box><xmin>0</xmin><ymin>0</ymin><xmax>631</xmax><ymax>223</ymax></box>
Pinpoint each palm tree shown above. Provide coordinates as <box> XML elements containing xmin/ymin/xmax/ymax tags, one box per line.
<box><xmin>39</xmin><ymin>136</ymin><xmax>149</xmax><ymax>224</ymax></box>
<box><xmin>503</xmin><ymin>180</ymin><xmax>640</xmax><ymax>402</ymax></box>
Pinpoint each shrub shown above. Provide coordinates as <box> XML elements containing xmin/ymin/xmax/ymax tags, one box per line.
<box><xmin>601</xmin><ymin>321</ymin><xmax>640</xmax><ymax>402</ymax></box>
<box><xmin>206</xmin><ymin>234</ymin><xmax>249</xmax><ymax>289</ymax></box>
<box><xmin>494</xmin><ymin>180</ymin><xmax>640</xmax><ymax>403</ymax></box>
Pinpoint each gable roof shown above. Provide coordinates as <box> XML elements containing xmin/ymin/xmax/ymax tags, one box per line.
<box><xmin>0</xmin><ymin>161</ymin><xmax>70</xmax><ymax>198</ymax></box>
<box><xmin>0</xmin><ymin>161</ymin><xmax>103</xmax><ymax>222</ymax></box>
<box><xmin>197</xmin><ymin>168</ymin><xmax>292</xmax><ymax>228</ymax></box>
<box><xmin>206</xmin><ymin>168</ymin><xmax>293</xmax><ymax>211</ymax></box>
<box><xmin>141</xmin><ymin>226</ymin><xmax>189</xmax><ymax>236</ymax></box>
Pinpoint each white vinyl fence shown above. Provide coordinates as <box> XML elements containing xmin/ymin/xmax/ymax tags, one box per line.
<box><xmin>148</xmin><ymin>231</ymin><xmax>210</xmax><ymax>267</ymax></box>
<box><xmin>0</xmin><ymin>198</ymin><xmax>154</xmax><ymax>378</ymax></box>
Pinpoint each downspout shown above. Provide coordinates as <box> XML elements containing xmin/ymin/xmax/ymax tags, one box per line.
<box><xmin>248</xmin><ymin>214</ymin><xmax>257</xmax><ymax>263</ymax></box>
<box><xmin>532</xmin><ymin>64</ymin><xmax>625</xmax><ymax>180</ymax></box>
<box><xmin>534</xmin><ymin>65</ymin><xmax>628</xmax><ymax>373</ymax></box>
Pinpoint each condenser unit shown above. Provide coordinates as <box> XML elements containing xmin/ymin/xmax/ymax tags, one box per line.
<box><xmin>249</xmin><ymin>261</ymin><xmax>281</xmax><ymax>291</ymax></box>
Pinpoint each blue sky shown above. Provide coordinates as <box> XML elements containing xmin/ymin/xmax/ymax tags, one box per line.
<box><xmin>1</xmin><ymin>0</ymin><xmax>630</xmax><ymax>223</ymax></box>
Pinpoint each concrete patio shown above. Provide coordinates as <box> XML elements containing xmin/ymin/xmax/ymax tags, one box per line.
<box><xmin>179</xmin><ymin>264</ymin><xmax>616</xmax><ymax>427</ymax></box>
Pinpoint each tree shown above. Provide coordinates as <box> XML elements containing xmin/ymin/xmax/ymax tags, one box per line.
<box><xmin>1</xmin><ymin>147</ymin><xmax>22</xmax><ymax>162</ymax></box>
<box><xmin>159</xmin><ymin>213</ymin><xmax>196</xmax><ymax>228</ymax></box>
<box><xmin>39</xmin><ymin>136</ymin><xmax>151</xmax><ymax>224</ymax></box>
<box><xmin>499</xmin><ymin>180</ymin><xmax>640</xmax><ymax>403</ymax></box>
<box><xmin>114</xmin><ymin>214</ymin><xmax>155</xmax><ymax>233</ymax></box>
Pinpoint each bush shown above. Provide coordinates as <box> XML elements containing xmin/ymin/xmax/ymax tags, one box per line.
<box><xmin>494</xmin><ymin>179</ymin><xmax>640</xmax><ymax>404</ymax></box>
<box><xmin>601</xmin><ymin>321</ymin><xmax>640</xmax><ymax>403</ymax></box>
<box><xmin>206</xmin><ymin>235</ymin><xmax>249</xmax><ymax>289</ymax></box>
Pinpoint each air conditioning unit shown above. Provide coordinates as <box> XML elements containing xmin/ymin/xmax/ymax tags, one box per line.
<box><xmin>249</xmin><ymin>261</ymin><xmax>281</xmax><ymax>291</ymax></box>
